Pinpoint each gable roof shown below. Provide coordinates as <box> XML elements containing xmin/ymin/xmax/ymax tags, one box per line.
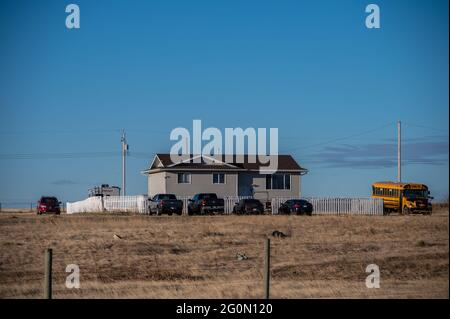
<box><xmin>142</xmin><ymin>153</ymin><xmax>307</xmax><ymax>174</ymax></box>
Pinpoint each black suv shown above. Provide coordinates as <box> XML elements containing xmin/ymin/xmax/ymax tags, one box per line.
<box><xmin>232</xmin><ymin>199</ymin><xmax>264</xmax><ymax>215</ymax></box>
<box><xmin>278</xmin><ymin>199</ymin><xmax>313</xmax><ymax>215</ymax></box>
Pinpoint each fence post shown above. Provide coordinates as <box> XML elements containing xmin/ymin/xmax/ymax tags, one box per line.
<box><xmin>44</xmin><ymin>248</ymin><xmax>52</xmax><ymax>299</ymax></box>
<box><xmin>263</xmin><ymin>237</ymin><xmax>270</xmax><ymax>299</ymax></box>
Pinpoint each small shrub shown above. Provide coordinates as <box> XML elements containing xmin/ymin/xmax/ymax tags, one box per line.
<box><xmin>416</xmin><ymin>240</ymin><xmax>427</xmax><ymax>247</ymax></box>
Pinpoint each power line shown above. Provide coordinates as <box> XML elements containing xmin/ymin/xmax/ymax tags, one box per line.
<box><xmin>0</xmin><ymin>128</ymin><xmax>169</xmax><ymax>136</ymax></box>
<box><xmin>402</xmin><ymin>122</ymin><xmax>448</xmax><ymax>133</ymax></box>
<box><xmin>0</xmin><ymin>129</ymin><xmax>122</xmax><ymax>135</ymax></box>
<box><xmin>0</xmin><ymin>122</ymin><xmax>445</xmax><ymax>160</ymax></box>
<box><xmin>0</xmin><ymin>151</ymin><xmax>120</xmax><ymax>160</ymax></box>
<box><xmin>0</xmin><ymin>150</ymin><xmax>158</xmax><ymax>160</ymax></box>
<box><xmin>128</xmin><ymin>152</ymin><xmax>154</xmax><ymax>159</ymax></box>
<box><xmin>284</xmin><ymin>122</ymin><xmax>395</xmax><ymax>153</ymax></box>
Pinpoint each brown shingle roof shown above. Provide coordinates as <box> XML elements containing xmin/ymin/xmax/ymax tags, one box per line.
<box><xmin>148</xmin><ymin>154</ymin><xmax>306</xmax><ymax>172</ymax></box>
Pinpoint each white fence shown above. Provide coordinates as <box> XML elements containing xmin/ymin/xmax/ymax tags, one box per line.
<box><xmin>67</xmin><ymin>195</ymin><xmax>148</xmax><ymax>214</ymax></box>
<box><xmin>179</xmin><ymin>196</ymin><xmax>190</xmax><ymax>215</ymax></box>
<box><xmin>67</xmin><ymin>195</ymin><xmax>384</xmax><ymax>216</ymax></box>
<box><xmin>103</xmin><ymin>195</ymin><xmax>148</xmax><ymax>214</ymax></box>
<box><xmin>271</xmin><ymin>197</ymin><xmax>384</xmax><ymax>215</ymax></box>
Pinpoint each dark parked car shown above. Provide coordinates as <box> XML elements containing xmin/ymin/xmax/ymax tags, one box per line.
<box><xmin>278</xmin><ymin>199</ymin><xmax>313</xmax><ymax>215</ymax></box>
<box><xmin>149</xmin><ymin>194</ymin><xmax>183</xmax><ymax>215</ymax></box>
<box><xmin>37</xmin><ymin>196</ymin><xmax>61</xmax><ymax>215</ymax></box>
<box><xmin>233</xmin><ymin>199</ymin><xmax>264</xmax><ymax>215</ymax></box>
<box><xmin>188</xmin><ymin>193</ymin><xmax>224</xmax><ymax>215</ymax></box>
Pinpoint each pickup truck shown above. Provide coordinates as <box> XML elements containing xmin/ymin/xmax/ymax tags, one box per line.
<box><xmin>37</xmin><ymin>196</ymin><xmax>61</xmax><ymax>215</ymax></box>
<box><xmin>188</xmin><ymin>193</ymin><xmax>225</xmax><ymax>215</ymax></box>
<box><xmin>148</xmin><ymin>194</ymin><xmax>183</xmax><ymax>215</ymax></box>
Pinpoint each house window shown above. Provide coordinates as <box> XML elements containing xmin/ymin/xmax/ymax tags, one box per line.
<box><xmin>266</xmin><ymin>174</ymin><xmax>291</xmax><ymax>190</ymax></box>
<box><xmin>284</xmin><ymin>174</ymin><xmax>290</xmax><ymax>189</ymax></box>
<box><xmin>177</xmin><ymin>173</ymin><xmax>191</xmax><ymax>184</ymax></box>
<box><xmin>213</xmin><ymin>173</ymin><xmax>225</xmax><ymax>184</ymax></box>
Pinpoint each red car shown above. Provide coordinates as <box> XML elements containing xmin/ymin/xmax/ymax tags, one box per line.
<box><xmin>37</xmin><ymin>196</ymin><xmax>61</xmax><ymax>215</ymax></box>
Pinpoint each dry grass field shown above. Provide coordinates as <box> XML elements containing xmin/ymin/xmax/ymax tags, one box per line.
<box><xmin>0</xmin><ymin>207</ymin><xmax>448</xmax><ymax>299</ymax></box>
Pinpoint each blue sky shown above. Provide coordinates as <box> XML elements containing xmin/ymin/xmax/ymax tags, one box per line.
<box><xmin>0</xmin><ymin>0</ymin><xmax>448</xmax><ymax>205</ymax></box>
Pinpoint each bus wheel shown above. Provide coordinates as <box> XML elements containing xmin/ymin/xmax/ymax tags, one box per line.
<box><xmin>403</xmin><ymin>207</ymin><xmax>411</xmax><ymax>215</ymax></box>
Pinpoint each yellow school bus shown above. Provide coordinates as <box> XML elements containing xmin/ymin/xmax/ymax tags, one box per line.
<box><xmin>372</xmin><ymin>181</ymin><xmax>432</xmax><ymax>214</ymax></box>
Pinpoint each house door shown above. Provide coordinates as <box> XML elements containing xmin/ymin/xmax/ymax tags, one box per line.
<box><xmin>238</xmin><ymin>173</ymin><xmax>253</xmax><ymax>197</ymax></box>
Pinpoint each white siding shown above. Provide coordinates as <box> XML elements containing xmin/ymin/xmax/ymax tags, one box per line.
<box><xmin>148</xmin><ymin>172</ymin><xmax>167</xmax><ymax>198</ymax></box>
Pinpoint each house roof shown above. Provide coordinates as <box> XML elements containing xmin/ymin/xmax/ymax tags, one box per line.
<box><xmin>142</xmin><ymin>153</ymin><xmax>307</xmax><ymax>174</ymax></box>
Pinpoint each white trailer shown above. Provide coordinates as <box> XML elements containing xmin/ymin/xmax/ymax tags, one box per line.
<box><xmin>88</xmin><ymin>184</ymin><xmax>121</xmax><ymax>197</ymax></box>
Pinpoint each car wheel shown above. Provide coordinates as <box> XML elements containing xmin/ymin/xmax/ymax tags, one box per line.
<box><xmin>156</xmin><ymin>207</ymin><xmax>162</xmax><ymax>216</ymax></box>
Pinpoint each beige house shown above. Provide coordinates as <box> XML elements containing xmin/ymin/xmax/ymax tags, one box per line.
<box><xmin>141</xmin><ymin>154</ymin><xmax>308</xmax><ymax>201</ymax></box>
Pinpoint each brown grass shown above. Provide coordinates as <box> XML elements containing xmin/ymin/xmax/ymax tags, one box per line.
<box><xmin>0</xmin><ymin>207</ymin><xmax>448</xmax><ymax>299</ymax></box>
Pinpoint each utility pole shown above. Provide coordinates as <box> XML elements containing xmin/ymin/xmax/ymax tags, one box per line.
<box><xmin>397</xmin><ymin>120</ymin><xmax>401</xmax><ymax>183</ymax></box>
<box><xmin>121</xmin><ymin>130</ymin><xmax>128</xmax><ymax>196</ymax></box>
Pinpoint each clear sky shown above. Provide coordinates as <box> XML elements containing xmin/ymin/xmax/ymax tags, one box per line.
<box><xmin>0</xmin><ymin>0</ymin><xmax>448</xmax><ymax>205</ymax></box>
